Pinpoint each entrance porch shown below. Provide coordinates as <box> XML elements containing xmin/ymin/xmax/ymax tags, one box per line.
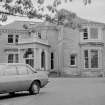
<box><xmin>18</xmin><ymin>44</ymin><xmax>50</xmax><ymax>71</ymax></box>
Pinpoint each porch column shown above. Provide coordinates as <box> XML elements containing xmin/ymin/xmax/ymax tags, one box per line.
<box><xmin>34</xmin><ymin>48</ymin><xmax>38</xmax><ymax>70</ymax></box>
<box><xmin>36</xmin><ymin>48</ymin><xmax>42</xmax><ymax>70</ymax></box>
<box><xmin>45</xmin><ymin>50</ymin><xmax>49</xmax><ymax>71</ymax></box>
<box><xmin>18</xmin><ymin>48</ymin><xmax>25</xmax><ymax>63</ymax></box>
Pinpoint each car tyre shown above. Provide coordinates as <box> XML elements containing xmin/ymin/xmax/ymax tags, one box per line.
<box><xmin>29</xmin><ymin>81</ymin><xmax>40</xmax><ymax>95</ymax></box>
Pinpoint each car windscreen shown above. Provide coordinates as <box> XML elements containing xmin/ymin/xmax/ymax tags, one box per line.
<box><xmin>26</xmin><ymin>65</ymin><xmax>37</xmax><ymax>73</ymax></box>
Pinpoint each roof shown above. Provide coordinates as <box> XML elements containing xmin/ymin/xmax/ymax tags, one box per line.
<box><xmin>0</xmin><ymin>21</ymin><xmax>44</xmax><ymax>30</ymax></box>
<box><xmin>74</xmin><ymin>17</ymin><xmax>105</xmax><ymax>26</ymax></box>
<box><xmin>0</xmin><ymin>16</ymin><xmax>105</xmax><ymax>30</ymax></box>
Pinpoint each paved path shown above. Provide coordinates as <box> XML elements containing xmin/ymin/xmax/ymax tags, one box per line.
<box><xmin>0</xmin><ymin>78</ymin><xmax>105</xmax><ymax>105</ymax></box>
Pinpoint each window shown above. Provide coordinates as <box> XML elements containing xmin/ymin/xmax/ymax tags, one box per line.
<box><xmin>83</xmin><ymin>28</ymin><xmax>88</xmax><ymax>39</ymax></box>
<box><xmin>17</xmin><ymin>65</ymin><xmax>28</xmax><ymax>75</ymax></box>
<box><xmin>15</xmin><ymin>54</ymin><xmax>19</xmax><ymax>63</ymax></box>
<box><xmin>8</xmin><ymin>54</ymin><xmax>14</xmax><ymax>63</ymax></box>
<box><xmin>90</xmin><ymin>28</ymin><xmax>98</xmax><ymax>39</ymax></box>
<box><xmin>91</xmin><ymin>50</ymin><xmax>98</xmax><ymax>68</ymax></box>
<box><xmin>15</xmin><ymin>35</ymin><xmax>19</xmax><ymax>44</ymax></box>
<box><xmin>41</xmin><ymin>51</ymin><xmax>45</xmax><ymax>68</ymax></box>
<box><xmin>84</xmin><ymin>49</ymin><xmax>99</xmax><ymax>68</ymax></box>
<box><xmin>4</xmin><ymin>66</ymin><xmax>17</xmax><ymax>76</ymax></box>
<box><xmin>8</xmin><ymin>35</ymin><xmax>13</xmax><ymax>43</ymax></box>
<box><xmin>51</xmin><ymin>52</ymin><xmax>54</xmax><ymax>69</ymax></box>
<box><xmin>38</xmin><ymin>32</ymin><xmax>41</xmax><ymax>39</ymax></box>
<box><xmin>84</xmin><ymin>50</ymin><xmax>89</xmax><ymax>68</ymax></box>
<box><xmin>8</xmin><ymin>54</ymin><xmax>18</xmax><ymax>63</ymax></box>
<box><xmin>70</xmin><ymin>54</ymin><xmax>76</xmax><ymax>66</ymax></box>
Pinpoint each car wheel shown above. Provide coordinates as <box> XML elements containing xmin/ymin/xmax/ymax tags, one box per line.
<box><xmin>29</xmin><ymin>81</ymin><xmax>40</xmax><ymax>95</ymax></box>
<box><xmin>9</xmin><ymin>92</ymin><xmax>15</xmax><ymax>96</ymax></box>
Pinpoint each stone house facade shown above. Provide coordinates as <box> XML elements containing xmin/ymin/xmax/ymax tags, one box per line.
<box><xmin>0</xmin><ymin>18</ymin><xmax>105</xmax><ymax>77</ymax></box>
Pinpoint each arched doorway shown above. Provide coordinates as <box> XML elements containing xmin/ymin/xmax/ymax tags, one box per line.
<box><xmin>41</xmin><ymin>51</ymin><xmax>45</xmax><ymax>70</ymax></box>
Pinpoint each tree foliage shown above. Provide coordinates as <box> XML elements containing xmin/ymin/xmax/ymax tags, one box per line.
<box><xmin>0</xmin><ymin>0</ymin><xmax>91</xmax><ymax>26</ymax></box>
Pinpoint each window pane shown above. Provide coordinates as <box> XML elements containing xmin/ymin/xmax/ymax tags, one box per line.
<box><xmin>91</xmin><ymin>50</ymin><xmax>98</xmax><ymax>68</ymax></box>
<box><xmin>41</xmin><ymin>51</ymin><xmax>45</xmax><ymax>68</ymax></box>
<box><xmin>15</xmin><ymin>54</ymin><xmax>18</xmax><ymax>63</ymax></box>
<box><xmin>83</xmin><ymin>28</ymin><xmax>88</xmax><ymax>39</ymax></box>
<box><xmin>51</xmin><ymin>53</ymin><xmax>54</xmax><ymax>69</ymax></box>
<box><xmin>8</xmin><ymin>54</ymin><xmax>14</xmax><ymax>63</ymax></box>
<box><xmin>84</xmin><ymin>50</ymin><xmax>89</xmax><ymax>68</ymax></box>
<box><xmin>38</xmin><ymin>32</ymin><xmax>41</xmax><ymax>39</ymax></box>
<box><xmin>4</xmin><ymin>66</ymin><xmax>17</xmax><ymax>76</ymax></box>
<box><xmin>17</xmin><ymin>65</ymin><xmax>28</xmax><ymax>75</ymax></box>
<box><xmin>8</xmin><ymin>35</ymin><xmax>13</xmax><ymax>43</ymax></box>
<box><xmin>70</xmin><ymin>55</ymin><xmax>76</xmax><ymax>65</ymax></box>
<box><xmin>15</xmin><ymin>35</ymin><xmax>19</xmax><ymax>44</ymax></box>
<box><xmin>90</xmin><ymin>28</ymin><xmax>98</xmax><ymax>39</ymax></box>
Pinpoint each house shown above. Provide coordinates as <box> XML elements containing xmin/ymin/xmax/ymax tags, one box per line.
<box><xmin>0</xmin><ymin>17</ymin><xmax>105</xmax><ymax>77</ymax></box>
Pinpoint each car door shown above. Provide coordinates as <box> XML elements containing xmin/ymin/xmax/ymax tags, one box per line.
<box><xmin>0</xmin><ymin>65</ymin><xmax>19</xmax><ymax>93</ymax></box>
<box><xmin>0</xmin><ymin>65</ymin><xmax>6</xmax><ymax>93</ymax></box>
<box><xmin>16</xmin><ymin>65</ymin><xmax>31</xmax><ymax>91</ymax></box>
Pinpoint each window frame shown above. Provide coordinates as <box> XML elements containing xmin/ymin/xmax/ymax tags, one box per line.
<box><xmin>90</xmin><ymin>28</ymin><xmax>98</xmax><ymax>39</ymax></box>
<box><xmin>83</xmin><ymin>28</ymin><xmax>88</xmax><ymax>40</ymax></box>
<box><xmin>51</xmin><ymin>52</ymin><xmax>54</xmax><ymax>69</ymax></box>
<box><xmin>83</xmin><ymin>49</ymin><xmax>99</xmax><ymax>69</ymax></box>
<box><xmin>84</xmin><ymin>50</ymin><xmax>89</xmax><ymax>68</ymax></box>
<box><xmin>8</xmin><ymin>35</ymin><xmax>13</xmax><ymax>44</ymax></box>
<box><xmin>82</xmin><ymin>27</ymin><xmax>99</xmax><ymax>40</ymax></box>
<box><xmin>8</xmin><ymin>53</ymin><xmax>19</xmax><ymax>63</ymax></box>
<box><xmin>8</xmin><ymin>54</ymin><xmax>14</xmax><ymax>63</ymax></box>
<box><xmin>15</xmin><ymin>35</ymin><xmax>19</xmax><ymax>44</ymax></box>
<box><xmin>70</xmin><ymin>54</ymin><xmax>76</xmax><ymax>66</ymax></box>
<box><xmin>91</xmin><ymin>49</ymin><xmax>98</xmax><ymax>68</ymax></box>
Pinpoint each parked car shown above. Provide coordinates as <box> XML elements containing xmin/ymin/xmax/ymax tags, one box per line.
<box><xmin>0</xmin><ymin>63</ymin><xmax>48</xmax><ymax>95</ymax></box>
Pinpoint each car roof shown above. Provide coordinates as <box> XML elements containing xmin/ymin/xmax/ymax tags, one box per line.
<box><xmin>0</xmin><ymin>63</ymin><xmax>28</xmax><ymax>66</ymax></box>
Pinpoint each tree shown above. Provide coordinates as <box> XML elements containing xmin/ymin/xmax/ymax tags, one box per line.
<box><xmin>0</xmin><ymin>0</ymin><xmax>91</xmax><ymax>26</ymax></box>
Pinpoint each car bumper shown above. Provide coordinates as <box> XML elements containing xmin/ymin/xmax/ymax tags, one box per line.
<box><xmin>41</xmin><ymin>79</ymin><xmax>49</xmax><ymax>88</ymax></box>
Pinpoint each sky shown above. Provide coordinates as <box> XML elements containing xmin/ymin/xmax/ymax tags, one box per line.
<box><xmin>0</xmin><ymin>0</ymin><xmax>105</xmax><ymax>25</ymax></box>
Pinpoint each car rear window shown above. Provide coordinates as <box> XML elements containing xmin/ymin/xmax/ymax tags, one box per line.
<box><xmin>4</xmin><ymin>65</ymin><xmax>17</xmax><ymax>76</ymax></box>
<box><xmin>0</xmin><ymin>65</ymin><xmax>5</xmax><ymax>76</ymax></box>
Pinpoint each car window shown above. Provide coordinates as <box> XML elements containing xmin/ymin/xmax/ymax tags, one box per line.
<box><xmin>26</xmin><ymin>66</ymin><xmax>34</xmax><ymax>74</ymax></box>
<box><xmin>4</xmin><ymin>65</ymin><xmax>17</xmax><ymax>76</ymax></box>
<box><xmin>17</xmin><ymin>65</ymin><xmax>28</xmax><ymax>75</ymax></box>
<box><xmin>0</xmin><ymin>65</ymin><xmax>5</xmax><ymax>76</ymax></box>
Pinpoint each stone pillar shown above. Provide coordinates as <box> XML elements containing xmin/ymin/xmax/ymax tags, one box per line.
<box><xmin>45</xmin><ymin>50</ymin><xmax>49</xmax><ymax>71</ymax></box>
<box><xmin>34</xmin><ymin>48</ymin><xmax>38</xmax><ymax>70</ymax></box>
<box><xmin>18</xmin><ymin>48</ymin><xmax>25</xmax><ymax>63</ymax></box>
<box><xmin>37</xmin><ymin>48</ymin><xmax>42</xmax><ymax>70</ymax></box>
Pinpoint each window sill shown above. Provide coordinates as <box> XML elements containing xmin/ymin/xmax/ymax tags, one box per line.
<box><xmin>69</xmin><ymin>65</ymin><xmax>77</xmax><ymax>68</ymax></box>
